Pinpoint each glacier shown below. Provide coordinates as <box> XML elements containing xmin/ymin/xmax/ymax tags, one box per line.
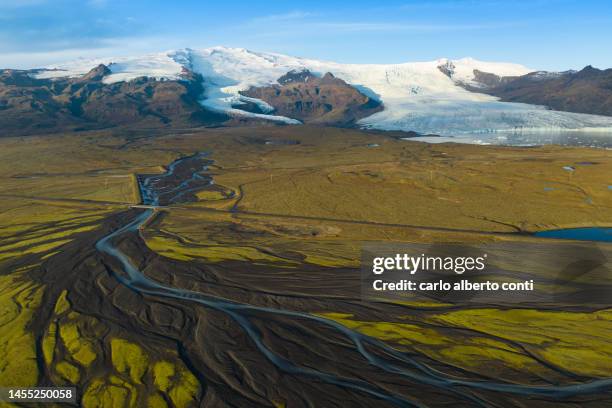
<box><xmin>33</xmin><ymin>46</ymin><xmax>612</xmax><ymax>140</ymax></box>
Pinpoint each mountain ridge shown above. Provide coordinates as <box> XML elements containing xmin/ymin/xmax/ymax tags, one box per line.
<box><xmin>0</xmin><ymin>64</ymin><xmax>227</xmax><ymax>136</ymax></box>
<box><xmin>4</xmin><ymin>46</ymin><xmax>612</xmax><ymax>137</ymax></box>
<box><xmin>462</xmin><ymin>66</ymin><xmax>612</xmax><ymax>117</ymax></box>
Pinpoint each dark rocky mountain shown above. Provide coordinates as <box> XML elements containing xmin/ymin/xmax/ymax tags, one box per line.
<box><xmin>464</xmin><ymin>66</ymin><xmax>612</xmax><ymax>117</ymax></box>
<box><xmin>0</xmin><ymin>65</ymin><xmax>226</xmax><ymax>136</ymax></box>
<box><xmin>0</xmin><ymin>66</ymin><xmax>384</xmax><ymax>137</ymax></box>
<box><xmin>238</xmin><ymin>70</ymin><xmax>382</xmax><ymax>126</ymax></box>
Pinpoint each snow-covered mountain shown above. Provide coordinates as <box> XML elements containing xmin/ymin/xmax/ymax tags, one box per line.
<box><xmin>34</xmin><ymin>46</ymin><xmax>612</xmax><ymax>138</ymax></box>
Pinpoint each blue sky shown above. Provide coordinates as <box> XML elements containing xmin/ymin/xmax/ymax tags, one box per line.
<box><xmin>0</xmin><ymin>0</ymin><xmax>610</xmax><ymax>70</ymax></box>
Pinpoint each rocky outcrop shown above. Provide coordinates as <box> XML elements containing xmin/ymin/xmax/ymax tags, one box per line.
<box><xmin>437</xmin><ymin>61</ymin><xmax>455</xmax><ymax>78</ymax></box>
<box><xmin>0</xmin><ymin>65</ymin><xmax>226</xmax><ymax>136</ymax></box>
<box><xmin>239</xmin><ymin>70</ymin><xmax>382</xmax><ymax>126</ymax></box>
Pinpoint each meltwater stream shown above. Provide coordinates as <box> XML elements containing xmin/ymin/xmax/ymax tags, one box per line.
<box><xmin>95</xmin><ymin>153</ymin><xmax>612</xmax><ymax>407</ymax></box>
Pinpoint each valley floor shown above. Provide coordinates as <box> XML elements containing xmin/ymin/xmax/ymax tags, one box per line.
<box><xmin>0</xmin><ymin>126</ymin><xmax>611</xmax><ymax>407</ymax></box>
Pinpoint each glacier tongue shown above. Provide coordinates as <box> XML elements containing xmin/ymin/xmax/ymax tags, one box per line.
<box><xmin>33</xmin><ymin>46</ymin><xmax>612</xmax><ymax>137</ymax></box>
<box><xmin>358</xmin><ymin>98</ymin><xmax>612</xmax><ymax>136</ymax></box>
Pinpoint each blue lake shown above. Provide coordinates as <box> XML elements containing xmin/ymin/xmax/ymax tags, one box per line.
<box><xmin>535</xmin><ymin>228</ymin><xmax>612</xmax><ymax>243</ymax></box>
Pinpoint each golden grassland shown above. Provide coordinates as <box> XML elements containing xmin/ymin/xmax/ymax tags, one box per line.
<box><xmin>0</xmin><ymin>126</ymin><xmax>611</xmax><ymax>401</ymax></box>
<box><xmin>143</xmin><ymin>207</ymin><xmax>505</xmax><ymax>269</ymax></box>
<box><xmin>0</xmin><ymin>175</ymin><xmax>138</xmax><ymax>204</ymax></box>
<box><xmin>0</xmin><ymin>131</ymin><xmax>184</xmax><ymax>207</ymax></box>
<box><xmin>132</xmin><ymin>125</ymin><xmax>612</xmax><ymax>270</ymax></box>
<box><xmin>0</xmin><ymin>132</ymin><xmax>177</xmax><ymax>179</ymax></box>
<box><xmin>196</xmin><ymin>127</ymin><xmax>612</xmax><ymax>232</ymax></box>
<box><xmin>2</xmin><ymin>126</ymin><xmax>610</xmax><ymax>233</ymax></box>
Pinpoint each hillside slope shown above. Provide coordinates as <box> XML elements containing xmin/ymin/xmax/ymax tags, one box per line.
<box><xmin>0</xmin><ymin>65</ymin><xmax>225</xmax><ymax>136</ymax></box>
<box><xmin>464</xmin><ymin>66</ymin><xmax>612</xmax><ymax>117</ymax></box>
